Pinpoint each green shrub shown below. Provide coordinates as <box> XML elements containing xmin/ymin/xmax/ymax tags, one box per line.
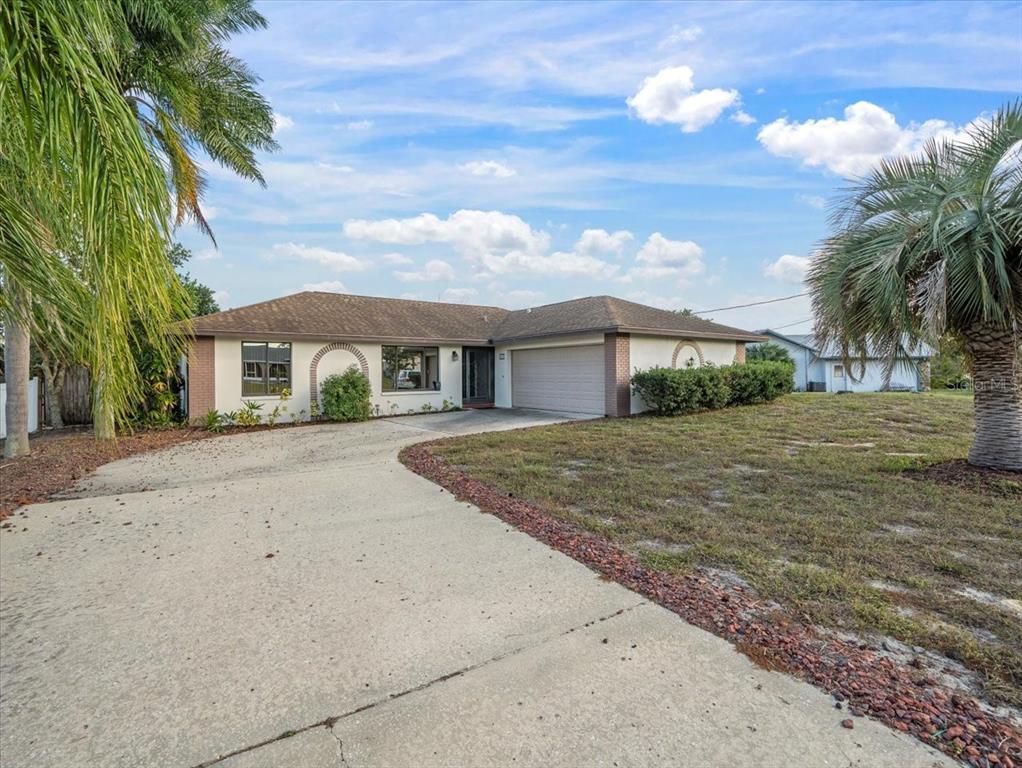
<box><xmin>746</xmin><ymin>342</ymin><xmax>793</xmax><ymax>364</ymax></box>
<box><xmin>320</xmin><ymin>367</ymin><xmax>372</xmax><ymax>422</ymax></box>
<box><xmin>202</xmin><ymin>409</ymin><xmax>226</xmax><ymax>433</ymax></box>
<box><xmin>724</xmin><ymin>361</ymin><xmax>794</xmax><ymax>405</ymax></box>
<box><xmin>631</xmin><ymin>361</ymin><xmax>793</xmax><ymax>416</ymax></box>
<box><xmin>234</xmin><ymin>400</ymin><xmax>264</xmax><ymax>427</ymax></box>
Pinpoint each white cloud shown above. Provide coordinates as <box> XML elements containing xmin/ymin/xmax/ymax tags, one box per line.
<box><xmin>344</xmin><ymin>210</ymin><xmax>625</xmax><ymax>280</ymax></box>
<box><xmin>635</xmin><ymin>233</ymin><xmax>704</xmax><ymax>271</ymax></box>
<box><xmin>622</xmin><ymin>233</ymin><xmax>705</xmax><ymax>283</ymax></box>
<box><xmin>478</xmin><ymin>250</ymin><xmax>619</xmax><ymax>279</ymax></box>
<box><xmin>757</xmin><ymin>101</ymin><xmax>975</xmax><ymax>177</ymax></box>
<box><xmin>345</xmin><ymin>209</ymin><xmax>550</xmax><ymax>256</ymax></box>
<box><xmin>302</xmin><ymin>280</ymin><xmax>349</xmax><ymax>293</ymax></box>
<box><xmin>459</xmin><ymin>160</ymin><xmax>517</xmax><ymax>178</ymax></box>
<box><xmin>574</xmin><ymin>228</ymin><xmax>633</xmax><ymax>257</ymax></box>
<box><xmin>764</xmin><ymin>254</ymin><xmax>811</xmax><ymax>284</ymax></box>
<box><xmin>273</xmin><ymin>112</ymin><xmax>294</xmax><ymax>135</ymax></box>
<box><xmin>660</xmin><ymin>24</ymin><xmax>703</xmax><ymax>47</ymax></box>
<box><xmin>272</xmin><ymin>242</ymin><xmax>368</xmax><ymax>272</ymax></box>
<box><xmin>380</xmin><ymin>252</ymin><xmax>413</xmax><ymax>265</ymax></box>
<box><xmin>201</xmin><ymin>205</ymin><xmax>218</xmax><ymax>221</ymax></box>
<box><xmin>346</xmin><ymin>119</ymin><xmax>374</xmax><ymax>130</ymax></box>
<box><xmin>627</xmin><ymin>66</ymin><xmax>740</xmax><ymax>133</ymax></box>
<box><xmin>796</xmin><ymin>194</ymin><xmax>826</xmax><ymax>210</ymax></box>
<box><xmin>212</xmin><ymin>290</ymin><xmax>231</xmax><ymax>308</ymax></box>
<box><xmin>317</xmin><ymin>161</ymin><xmax>355</xmax><ymax>173</ymax></box>
<box><xmin>731</xmin><ymin>110</ymin><xmax>757</xmax><ymax>126</ymax></box>
<box><xmin>195</xmin><ymin>248</ymin><xmax>220</xmax><ymax>261</ymax></box>
<box><xmin>394</xmin><ymin>259</ymin><xmax>457</xmax><ymax>282</ymax></box>
<box><xmin>440</xmin><ymin>287</ymin><xmax>479</xmax><ymax>303</ymax></box>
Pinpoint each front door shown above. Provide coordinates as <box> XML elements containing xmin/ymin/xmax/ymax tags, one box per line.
<box><xmin>462</xmin><ymin>347</ymin><xmax>495</xmax><ymax>406</ymax></box>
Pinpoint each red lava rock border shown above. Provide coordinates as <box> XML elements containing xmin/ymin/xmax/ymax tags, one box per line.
<box><xmin>401</xmin><ymin>443</ymin><xmax>1022</xmax><ymax>768</ymax></box>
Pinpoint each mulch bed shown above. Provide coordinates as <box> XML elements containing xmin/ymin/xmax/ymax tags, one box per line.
<box><xmin>905</xmin><ymin>459</ymin><xmax>1022</xmax><ymax>499</ymax></box>
<box><xmin>0</xmin><ymin>426</ymin><xmax>217</xmax><ymax>519</ymax></box>
<box><xmin>401</xmin><ymin>443</ymin><xmax>1022</xmax><ymax>768</ymax></box>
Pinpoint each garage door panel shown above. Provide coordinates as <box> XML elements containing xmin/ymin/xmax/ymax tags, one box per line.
<box><xmin>511</xmin><ymin>346</ymin><xmax>604</xmax><ymax>414</ymax></box>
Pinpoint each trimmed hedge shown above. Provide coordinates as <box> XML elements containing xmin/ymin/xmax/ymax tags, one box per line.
<box><xmin>320</xmin><ymin>367</ymin><xmax>372</xmax><ymax>422</ymax></box>
<box><xmin>631</xmin><ymin>361</ymin><xmax>794</xmax><ymax>416</ymax></box>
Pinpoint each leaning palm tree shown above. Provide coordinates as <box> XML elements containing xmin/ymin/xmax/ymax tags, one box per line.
<box><xmin>809</xmin><ymin>102</ymin><xmax>1022</xmax><ymax>470</ymax></box>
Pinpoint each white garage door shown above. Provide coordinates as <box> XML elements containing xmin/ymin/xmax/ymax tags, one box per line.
<box><xmin>511</xmin><ymin>345</ymin><xmax>604</xmax><ymax>414</ymax></box>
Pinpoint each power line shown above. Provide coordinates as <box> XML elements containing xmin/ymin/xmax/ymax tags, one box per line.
<box><xmin>770</xmin><ymin>317</ymin><xmax>813</xmax><ymax>331</ymax></box>
<box><xmin>694</xmin><ymin>292</ymin><xmax>808</xmax><ymax>314</ymax></box>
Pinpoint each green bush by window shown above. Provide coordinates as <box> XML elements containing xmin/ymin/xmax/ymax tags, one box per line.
<box><xmin>320</xmin><ymin>367</ymin><xmax>372</xmax><ymax>422</ymax></box>
<box><xmin>631</xmin><ymin>361</ymin><xmax>794</xmax><ymax>416</ymax></box>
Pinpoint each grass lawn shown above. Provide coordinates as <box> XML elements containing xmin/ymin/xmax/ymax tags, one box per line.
<box><xmin>429</xmin><ymin>393</ymin><xmax>1021</xmax><ymax>707</ymax></box>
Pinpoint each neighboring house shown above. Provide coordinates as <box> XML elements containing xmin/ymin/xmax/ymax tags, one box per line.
<box><xmin>182</xmin><ymin>292</ymin><xmax>764</xmax><ymax>420</ymax></box>
<box><xmin>755</xmin><ymin>330</ymin><xmax>933</xmax><ymax>392</ymax></box>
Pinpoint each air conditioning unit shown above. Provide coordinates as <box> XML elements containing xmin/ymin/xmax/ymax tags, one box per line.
<box><xmin>807</xmin><ymin>381</ymin><xmax>827</xmax><ymax>392</ymax></box>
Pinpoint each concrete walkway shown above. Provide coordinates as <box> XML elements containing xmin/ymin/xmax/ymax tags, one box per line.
<box><xmin>0</xmin><ymin>410</ymin><xmax>951</xmax><ymax>767</ymax></box>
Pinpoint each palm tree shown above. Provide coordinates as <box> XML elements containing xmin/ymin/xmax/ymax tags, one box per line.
<box><xmin>2</xmin><ymin>0</ymin><xmax>182</xmax><ymax>455</ymax></box>
<box><xmin>1</xmin><ymin>0</ymin><xmax>275</xmax><ymax>451</ymax></box>
<box><xmin>118</xmin><ymin>0</ymin><xmax>277</xmax><ymax>242</ymax></box>
<box><xmin>809</xmin><ymin>102</ymin><xmax>1022</xmax><ymax>470</ymax></box>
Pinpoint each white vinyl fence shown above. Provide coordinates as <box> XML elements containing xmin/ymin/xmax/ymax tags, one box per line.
<box><xmin>0</xmin><ymin>377</ymin><xmax>39</xmax><ymax>439</ymax></box>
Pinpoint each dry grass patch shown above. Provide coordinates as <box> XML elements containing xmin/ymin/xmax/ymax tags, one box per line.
<box><xmin>429</xmin><ymin>393</ymin><xmax>1022</xmax><ymax>708</ymax></box>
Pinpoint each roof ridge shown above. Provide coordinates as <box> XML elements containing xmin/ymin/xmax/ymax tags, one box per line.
<box><xmin>301</xmin><ymin>290</ymin><xmax>509</xmax><ymax>312</ymax></box>
<box><xmin>595</xmin><ymin>295</ymin><xmax>620</xmax><ymax>326</ymax></box>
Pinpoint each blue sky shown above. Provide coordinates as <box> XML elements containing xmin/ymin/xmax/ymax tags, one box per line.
<box><xmin>178</xmin><ymin>0</ymin><xmax>1022</xmax><ymax>333</ymax></box>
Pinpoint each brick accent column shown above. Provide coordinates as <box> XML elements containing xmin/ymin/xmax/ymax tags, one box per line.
<box><xmin>735</xmin><ymin>342</ymin><xmax>746</xmax><ymax>364</ymax></box>
<box><xmin>187</xmin><ymin>336</ymin><xmax>215</xmax><ymax>422</ymax></box>
<box><xmin>604</xmin><ymin>332</ymin><xmax>631</xmax><ymax>417</ymax></box>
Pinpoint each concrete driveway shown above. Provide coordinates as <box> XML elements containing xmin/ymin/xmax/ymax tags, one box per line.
<box><xmin>0</xmin><ymin>410</ymin><xmax>951</xmax><ymax>768</ymax></box>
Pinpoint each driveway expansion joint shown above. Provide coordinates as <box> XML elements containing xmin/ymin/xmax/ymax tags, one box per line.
<box><xmin>188</xmin><ymin>601</ymin><xmax>645</xmax><ymax>768</ymax></box>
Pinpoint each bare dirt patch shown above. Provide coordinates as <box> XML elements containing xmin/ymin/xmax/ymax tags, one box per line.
<box><xmin>905</xmin><ymin>459</ymin><xmax>1022</xmax><ymax>500</ymax></box>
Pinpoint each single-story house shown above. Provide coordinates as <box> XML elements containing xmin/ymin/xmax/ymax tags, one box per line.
<box><xmin>754</xmin><ymin>330</ymin><xmax>933</xmax><ymax>392</ymax></box>
<box><xmin>182</xmin><ymin>292</ymin><xmax>765</xmax><ymax>421</ymax></box>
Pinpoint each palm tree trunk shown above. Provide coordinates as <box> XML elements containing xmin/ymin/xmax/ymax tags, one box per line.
<box><xmin>963</xmin><ymin>321</ymin><xmax>1022</xmax><ymax>471</ymax></box>
<box><xmin>93</xmin><ymin>368</ymin><xmax>116</xmax><ymax>441</ymax></box>
<box><xmin>39</xmin><ymin>351</ymin><xmax>66</xmax><ymax>429</ymax></box>
<box><xmin>3</xmin><ymin>311</ymin><xmax>31</xmax><ymax>458</ymax></box>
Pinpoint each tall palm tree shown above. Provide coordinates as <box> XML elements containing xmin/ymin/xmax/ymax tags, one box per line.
<box><xmin>809</xmin><ymin>102</ymin><xmax>1022</xmax><ymax>470</ymax></box>
<box><xmin>2</xmin><ymin>0</ymin><xmax>183</xmax><ymax>455</ymax></box>
<box><xmin>1</xmin><ymin>0</ymin><xmax>275</xmax><ymax>451</ymax></box>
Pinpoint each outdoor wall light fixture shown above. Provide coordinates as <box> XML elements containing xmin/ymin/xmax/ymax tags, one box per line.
<box><xmin>451</xmin><ymin>350</ymin><xmax>459</xmax><ymax>362</ymax></box>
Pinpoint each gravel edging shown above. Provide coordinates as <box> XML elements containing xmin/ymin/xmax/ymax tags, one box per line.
<box><xmin>400</xmin><ymin>442</ymin><xmax>1022</xmax><ymax>768</ymax></box>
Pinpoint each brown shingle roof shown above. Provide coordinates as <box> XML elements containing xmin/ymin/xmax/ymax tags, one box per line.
<box><xmin>189</xmin><ymin>292</ymin><xmax>764</xmax><ymax>344</ymax></box>
<box><xmin>190</xmin><ymin>292</ymin><xmax>509</xmax><ymax>344</ymax></box>
<box><xmin>492</xmin><ymin>296</ymin><xmax>765</xmax><ymax>342</ymax></box>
